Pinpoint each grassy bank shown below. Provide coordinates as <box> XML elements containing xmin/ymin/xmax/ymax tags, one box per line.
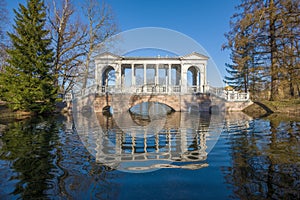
<box><xmin>243</xmin><ymin>99</ymin><xmax>300</xmax><ymax>118</ymax></box>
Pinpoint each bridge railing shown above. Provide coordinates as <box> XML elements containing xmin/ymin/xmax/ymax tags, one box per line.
<box><xmin>208</xmin><ymin>85</ymin><xmax>250</xmax><ymax>101</ymax></box>
<box><xmin>99</xmin><ymin>85</ymin><xmax>183</xmax><ymax>94</ymax></box>
<box><xmin>226</xmin><ymin>91</ymin><xmax>249</xmax><ymax>101</ymax></box>
<box><xmin>187</xmin><ymin>86</ymin><xmax>201</xmax><ymax>93</ymax></box>
<box><xmin>63</xmin><ymin>92</ymin><xmax>72</xmax><ymax>102</ymax></box>
<box><xmin>68</xmin><ymin>84</ymin><xmax>250</xmax><ymax>102</ymax></box>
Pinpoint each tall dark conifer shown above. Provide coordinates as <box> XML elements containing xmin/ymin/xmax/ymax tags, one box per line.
<box><xmin>0</xmin><ymin>0</ymin><xmax>56</xmax><ymax>113</ymax></box>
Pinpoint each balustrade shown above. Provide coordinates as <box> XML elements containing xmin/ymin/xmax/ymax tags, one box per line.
<box><xmin>66</xmin><ymin>84</ymin><xmax>250</xmax><ymax>102</ymax></box>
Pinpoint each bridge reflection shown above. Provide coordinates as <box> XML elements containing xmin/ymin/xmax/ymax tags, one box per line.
<box><xmin>94</xmin><ymin>111</ymin><xmax>211</xmax><ymax>171</ymax></box>
<box><xmin>72</xmin><ymin>93</ymin><xmax>227</xmax><ymax>172</ymax></box>
<box><xmin>74</xmin><ymin>103</ymin><xmax>219</xmax><ymax>172</ymax></box>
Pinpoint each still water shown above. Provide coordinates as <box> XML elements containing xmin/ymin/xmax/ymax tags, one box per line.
<box><xmin>0</xmin><ymin>108</ymin><xmax>299</xmax><ymax>199</ymax></box>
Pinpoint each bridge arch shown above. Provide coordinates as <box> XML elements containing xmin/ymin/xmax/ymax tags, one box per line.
<box><xmin>102</xmin><ymin>65</ymin><xmax>116</xmax><ymax>86</ymax></box>
<box><xmin>129</xmin><ymin>95</ymin><xmax>179</xmax><ymax>112</ymax></box>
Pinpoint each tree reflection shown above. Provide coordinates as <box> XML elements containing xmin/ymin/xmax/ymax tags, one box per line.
<box><xmin>0</xmin><ymin>116</ymin><xmax>61</xmax><ymax>199</ymax></box>
<box><xmin>223</xmin><ymin>115</ymin><xmax>300</xmax><ymax>199</ymax></box>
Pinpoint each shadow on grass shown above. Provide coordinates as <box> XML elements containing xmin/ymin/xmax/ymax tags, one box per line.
<box><xmin>254</xmin><ymin>101</ymin><xmax>274</xmax><ymax>117</ymax></box>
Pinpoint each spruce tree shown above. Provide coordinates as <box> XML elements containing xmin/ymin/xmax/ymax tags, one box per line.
<box><xmin>0</xmin><ymin>0</ymin><xmax>56</xmax><ymax>113</ymax></box>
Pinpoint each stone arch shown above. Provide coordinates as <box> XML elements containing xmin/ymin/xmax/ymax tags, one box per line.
<box><xmin>128</xmin><ymin>95</ymin><xmax>179</xmax><ymax>112</ymax></box>
<box><xmin>102</xmin><ymin>65</ymin><xmax>116</xmax><ymax>86</ymax></box>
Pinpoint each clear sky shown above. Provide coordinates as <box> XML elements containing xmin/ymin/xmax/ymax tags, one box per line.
<box><xmin>106</xmin><ymin>0</ymin><xmax>237</xmax><ymax>77</ymax></box>
<box><xmin>6</xmin><ymin>0</ymin><xmax>238</xmax><ymax>83</ymax></box>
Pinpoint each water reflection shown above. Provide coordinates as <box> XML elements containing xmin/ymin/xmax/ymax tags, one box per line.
<box><xmin>73</xmin><ymin>96</ymin><xmax>225</xmax><ymax>172</ymax></box>
<box><xmin>95</xmin><ymin>111</ymin><xmax>211</xmax><ymax>171</ymax></box>
<box><xmin>0</xmin><ymin>117</ymin><xmax>61</xmax><ymax>199</ymax></box>
<box><xmin>223</xmin><ymin>114</ymin><xmax>300</xmax><ymax>199</ymax></box>
<box><xmin>0</xmin><ymin>116</ymin><xmax>120</xmax><ymax>199</ymax></box>
<box><xmin>0</xmin><ymin>110</ymin><xmax>299</xmax><ymax>199</ymax></box>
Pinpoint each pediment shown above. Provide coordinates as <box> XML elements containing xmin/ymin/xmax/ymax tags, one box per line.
<box><xmin>96</xmin><ymin>52</ymin><xmax>122</xmax><ymax>60</ymax></box>
<box><xmin>181</xmin><ymin>52</ymin><xmax>209</xmax><ymax>60</ymax></box>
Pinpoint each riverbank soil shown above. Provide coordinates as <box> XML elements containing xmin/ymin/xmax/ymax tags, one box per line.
<box><xmin>243</xmin><ymin>99</ymin><xmax>300</xmax><ymax>118</ymax></box>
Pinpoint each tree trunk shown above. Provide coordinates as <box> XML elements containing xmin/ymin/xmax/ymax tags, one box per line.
<box><xmin>269</xmin><ymin>0</ymin><xmax>278</xmax><ymax>101</ymax></box>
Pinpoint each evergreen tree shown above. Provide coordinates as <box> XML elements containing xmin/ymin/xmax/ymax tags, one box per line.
<box><xmin>0</xmin><ymin>0</ymin><xmax>56</xmax><ymax>113</ymax></box>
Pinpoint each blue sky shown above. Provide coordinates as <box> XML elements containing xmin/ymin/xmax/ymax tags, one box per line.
<box><xmin>106</xmin><ymin>0</ymin><xmax>236</xmax><ymax>75</ymax></box>
<box><xmin>6</xmin><ymin>0</ymin><xmax>237</xmax><ymax>84</ymax></box>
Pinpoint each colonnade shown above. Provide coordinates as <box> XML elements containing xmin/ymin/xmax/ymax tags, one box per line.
<box><xmin>95</xmin><ymin>52</ymin><xmax>209</xmax><ymax>94</ymax></box>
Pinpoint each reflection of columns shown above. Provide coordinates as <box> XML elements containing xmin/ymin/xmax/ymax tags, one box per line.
<box><xmin>155</xmin><ymin>133</ymin><xmax>159</xmax><ymax>153</ymax></box>
<box><xmin>131</xmin><ymin>133</ymin><xmax>135</xmax><ymax>155</ymax></box>
<box><xmin>116</xmin><ymin>131</ymin><xmax>122</xmax><ymax>155</ymax></box>
<box><xmin>144</xmin><ymin>130</ymin><xmax>147</xmax><ymax>158</ymax></box>
<box><xmin>143</xmin><ymin>64</ymin><xmax>147</xmax><ymax>85</ymax></box>
<box><xmin>180</xmin><ymin>130</ymin><xmax>187</xmax><ymax>154</ymax></box>
<box><xmin>131</xmin><ymin>64</ymin><xmax>135</xmax><ymax>86</ymax></box>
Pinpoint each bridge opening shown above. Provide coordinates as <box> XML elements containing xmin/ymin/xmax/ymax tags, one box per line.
<box><xmin>129</xmin><ymin>102</ymin><xmax>174</xmax><ymax>116</ymax></box>
<box><xmin>187</xmin><ymin>66</ymin><xmax>198</xmax><ymax>86</ymax></box>
<box><xmin>187</xmin><ymin>66</ymin><xmax>200</xmax><ymax>92</ymax></box>
<box><xmin>209</xmin><ymin>105</ymin><xmax>219</xmax><ymax>114</ymax></box>
<box><xmin>102</xmin><ymin>105</ymin><xmax>113</xmax><ymax>115</ymax></box>
<box><xmin>102</xmin><ymin>66</ymin><xmax>116</xmax><ymax>87</ymax></box>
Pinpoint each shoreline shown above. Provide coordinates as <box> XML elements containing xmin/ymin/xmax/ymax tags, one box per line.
<box><xmin>243</xmin><ymin>99</ymin><xmax>300</xmax><ymax>118</ymax></box>
<box><xmin>1</xmin><ymin>99</ymin><xmax>299</xmax><ymax>121</ymax></box>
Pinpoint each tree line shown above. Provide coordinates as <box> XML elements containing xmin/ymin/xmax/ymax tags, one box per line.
<box><xmin>0</xmin><ymin>0</ymin><xmax>117</xmax><ymax>113</ymax></box>
<box><xmin>223</xmin><ymin>0</ymin><xmax>299</xmax><ymax>100</ymax></box>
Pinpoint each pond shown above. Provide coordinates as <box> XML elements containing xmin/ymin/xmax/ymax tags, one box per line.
<box><xmin>0</xmin><ymin>108</ymin><xmax>299</xmax><ymax>199</ymax></box>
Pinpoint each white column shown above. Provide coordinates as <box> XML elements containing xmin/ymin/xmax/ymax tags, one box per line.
<box><xmin>155</xmin><ymin>64</ymin><xmax>159</xmax><ymax>85</ymax></box>
<box><xmin>131</xmin><ymin>64</ymin><xmax>135</xmax><ymax>86</ymax></box>
<box><xmin>143</xmin><ymin>64</ymin><xmax>147</xmax><ymax>85</ymax></box>
<box><xmin>121</xmin><ymin>65</ymin><xmax>125</xmax><ymax>89</ymax></box>
<box><xmin>204</xmin><ymin>63</ymin><xmax>207</xmax><ymax>93</ymax></box>
<box><xmin>165</xmin><ymin>66</ymin><xmax>167</xmax><ymax>84</ymax></box>
<box><xmin>115</xmin><ymin>64</ymin><xmax>121</xmax><ymax>88</ymax></box>
<box><xmin>181</xmin><ymin>64</ymin><xmax>187</xmax><ymax>93</ymax></box>
<box><xmin>197</xmin><ymin>70</ymin><xmax>200</xmax><ymax>92</ymax></box>
<box><xmin>200</xmin><ymin>65</ymin><xmax>205</xmax><ymax>93</ymax></box>
<box><xmin>168</xmin><ymin>64</ymin><xmax>171</xmax><ymax>85</ymax></box>
<box><xmin>167</xmin><ymin>64</ymin><xmax>171</xmax><ymax>93</ymax></box>
<box><xmin>95</xmin><ymin>63</ymin><xmax>98</xmax><ymax>85</ymax></box>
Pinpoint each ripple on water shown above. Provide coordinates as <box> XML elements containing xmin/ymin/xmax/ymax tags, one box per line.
<box><xmin>0</xmin><ymin>113</ymin><xmax>299</xmax><ymax>199</ymax></box>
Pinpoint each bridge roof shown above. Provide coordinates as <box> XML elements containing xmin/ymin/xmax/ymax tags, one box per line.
<box><xmin>96</xmin><ymin>51</ymin><xmax>209</xmax><ymax>61</ymax></box>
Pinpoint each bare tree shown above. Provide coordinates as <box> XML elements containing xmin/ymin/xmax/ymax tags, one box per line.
<box><xmin>48</xmin><ymin>0</ymin><xmax>87</xmax><ymax>95</ymax></box>
<box><xmin>80</xmin><ymin>0</ymin><xmax>117</xmax><ymax>89</ymax></box>
<box><xmin>48</xmin><ymin>0</ymin><xmax>117</xmax><ymax>93</ymax></box>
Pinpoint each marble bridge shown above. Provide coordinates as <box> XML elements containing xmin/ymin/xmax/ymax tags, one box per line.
<box><xmin>68</xmin><ymin>52</ymin><xmax>253</xmax><ymax>171</ymax></box>
<box><xmin>69</xmin><ymin>52</ymin><xmax>252</xmax><ymax>113</ymax></box>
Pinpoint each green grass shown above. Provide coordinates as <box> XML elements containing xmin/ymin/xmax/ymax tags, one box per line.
<box><xmin>243</xmin><ymin>99</ymin><xmax>300</xmax><ymax>118</ymax></box>
<box><xmin>260</xmin><ymin>99</ymin><xmax>300</xmax><ymax>111</ymax></box>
